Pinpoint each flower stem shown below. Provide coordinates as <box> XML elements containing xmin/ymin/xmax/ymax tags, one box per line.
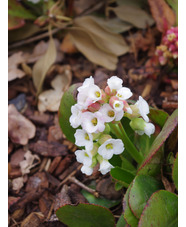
<box><xmin>110</xmin><ymin>122</ymin><xmax>143</xmax><ymax>164</ymax></box>
<box><xmin>118</xmin><ymin>122</ymin><xmax>144</xmax><ymax>164</ymax></box>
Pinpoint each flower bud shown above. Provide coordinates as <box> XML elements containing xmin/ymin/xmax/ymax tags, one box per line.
<box><xmin>130</xmin><ymin>118</ymin><xmax>145</xmax><ymax>131</ymax></box>
<box><xmin>98</xmin><ymin>134</ymin><xmax>112</xmax><ymax>145</ymax></box>
<box><xmin>87</xmin><ymin>102</ymin><xmax>101</xmax><ymax>112</ymax></box>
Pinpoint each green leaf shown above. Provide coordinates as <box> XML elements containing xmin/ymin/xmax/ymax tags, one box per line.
<box><xmin>81</xmin><ymin>190</ymin><xmax>120</xmax><ymax>209</ymax></box>
<box><xmin>110</xmin><ymin>167</ymin><xmax>135</xmax><ymax>187</ymax></box>
<box><xmin>123</xmin><ymin>184</ymin><xmax>138</xmax><ymax>227</ymax></box>
<box><xmin>8</xmin><ymin>0</ymin><xmax>36</xmax><ymax>20</ymax></box>
<box><xmin>58</xmin><ymin>84</ymin><xmax>80</xmax><ymax>143</ymax></box>
<box><xmin>172</xmin><ymin>153</ymin><xmax>178</xmax><ymax>190</ymax></box>
<box><xmin>129</xmin><ymin>175</ymin><xmax>163</xmax><ymax>218</ymax></box>
<box><xmin>138</xmin><ymin>190</ymin><xmax>178</xmax><ymax>227</ymax></box>
<box><xmin>109</xmin><ymin>4</ymin><xmax>154</xmax><ymax>29</ymax></box>
<box><xmin>109</xmin><ymin>155</ymin><xmax>122</xmax><ymax>167</ymax></box>
<box><xmin>56</xmin><ymin>203</ymin><xmax>115</xmax><ymax>227</ymax></box>
<box><xmin>33</xmin><ymin>34</ymin><xmax>57</xmax><ymax>95</ymax></box>
<box><xmin>149</xmin><ymin>108</ymin><xmax>169</xmax><ymax>128</ymax></box>
<box><xmin>116</xmin><ymin>214</ymin><xmax>127</xmax><ymax>227</ymax></box>
<box><xmin>138</xmin><ymin>109</ymin><xmax>178</xmax><ymax>176</ymax></box>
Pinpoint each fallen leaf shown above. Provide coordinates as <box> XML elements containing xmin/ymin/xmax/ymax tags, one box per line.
<box><xmin>20</xmin><ymin>212</ymin><xmax>44</xmax><ymax>227</ymax></box>
<box><xmin>109</xmin><ymin>4</ymin><xmax>154</xmax><ymax>29</ymax></box>
<box><xmin>148</xmin><ymin>0</ymin><xmax>176</xmax><ymax>32</ymax></box>
<box><xmin>33</xmin><ymin>34</ymin><xmax>57</xmax><ymax>95</ymax></box>
<box><xmin>8</xmin><ymin>52</ymin><xmax>26</xmax><ymax>81</ymax></box>
<box><xmin>10</xmin><ymin>149</ymin><xmax>25</xmax><ymax>168</ymax></box>
<box><xmin>60</xmin><ymin>33</ymin><xmax>78</xmax><ymax>53</ymax></box>
<box><xmin>12</xmin><ymin>177</ymin><xmax>24</xmax><ymax>191</ymax></box>
<box><xmin>8</xmin><ymin>104</ymin><xmax>36</xmax><ymax>145</ymax></box>
<box><xmin>8</xmin><ymin>196</ymin><xmax>21</xmax><ymax>209</ymax></box>
<box><xmin>74</xmin><ymin>16</ymin><xmax>129</xmax><ymax>56</ymax></box>
<box><xmin>68</xmin><ymin>28</ymin><xmax>118</xmax><ymax>70</ymax></box>
<box><xmin>19</xmin><ymin>150</ymin><xmax>40</xmax><ymax>175</ymax></box>
<box><xmin>8</xmin><ymin>14</ymin><xmax>25</xmax><ymax>30</ymax></box>
<box><xmin>38</xmin><ymin>65</ymin><xmax>72</xmax><ymax>112</ymax></box>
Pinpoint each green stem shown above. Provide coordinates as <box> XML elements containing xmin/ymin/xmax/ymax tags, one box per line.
<box><xmin>118</xmin><ymin>122</ymin><xmax>144</xmax><ymax>164</ymax></box>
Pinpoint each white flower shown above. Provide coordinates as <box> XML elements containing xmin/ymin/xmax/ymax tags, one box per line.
<box><xmin>81</xmin><ymin>111</ymin><xmax>105</xmax><ymax>133</ymax></box>
<box><xmin>136</xmin><ymin>96</ymin><xmax>150</xmax><ymax>122</ymax></box>
<box><xmin>116</xmin><ymin>87</ymin><xmax>133</xmax><ymax>100</ymax></box>
<box><xmin>99</xmin><ymin>104</ymin><xmax>124</xmax><ymax>122</ymax></box>
<box><xmin>136</xmin><ymin>122</ymin><xmax>155</xmax><ymax>137</ymax></box>
<box><xmin>81</xmin><ymin>165</ymin><xmax>93</xmax><ymax>175</ymax></box>
<box><xmin>98</xmin><ymin>139</ymin><xmax>124</xmax><ymax>160</ymax></box>
<box><xmin>75</xmin><ymin>149</ymin><xmax>92</xmax><ymax>166</ymax></box>
<box><xmin>99</xmin><ymin>104</ymin><xmax>116</xmax><ymax>122</ymax></box>
<box><xmin>107</xmin><ymin>76</ymin><xmax>123</xmax><ymax>91</ymax></box>
<box><xmin>77</xmin><ymin>85</ymin><xmax>102</xmax><ymax>109</ymax></box>
<box><xmin>113</xmin><ymin>100</ymin><xmax>124</xmax><ymax>112</ymax></box>
<box><xmin>99</xmin><ymin>159</ymin><xmax>113</xmax><ymax>175</ymax></box>
<box><xmin>74</xmin><ymin>129</ymin><xmax>93</xmax><ymax>150</ymax></box>
<box><xmin>77</xmin><ymin>76</ymin><xmax>94</xmax><ymax>92</ymax></box>
<box><xmin>69</xmin><ymin>104</ymin><xmax>82</xmax><ymax>128</ymax></box>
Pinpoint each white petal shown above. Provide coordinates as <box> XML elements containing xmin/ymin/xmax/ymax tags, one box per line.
<box><xmin>81</xmin><ymin>165</ymin><xmax>93</xmax><ymax>175</ymax></box>
<box><xmin>107</xmin><ymin>76</ymin><xmax>123</xmax><ymax>91</ymax></box>
<box><xmin>136</xmin><ymin>96</ymin><xmax>150</xmax><ymax>122</ymax></box>
<box><xmin>74</xmin><ymin>129</ymin><xmax>93</xmax><ymax>150</ymax></box>
<box><xmin>77</xmin><ymin>76</ymin><xmax>94</xmax><ymax>92</ymax></box>
<box><xmin>115</xmin><ymin>110</ymin><xmax>124</xmax><ymax>121</ymax></box>
<box><xmin>113</xmin><ymin>139</ymin><xmax>124</xmax><ymax>155</ymax></box>
<box><xmin>99</xmin><ymin>104</ymin><xmax>116</xmax><ymax>123</ymax></box>
<box><xmin>75</xmin><ymin>150</ymin><xmax>85</xmax><ymax>163</ymax></box>
<box><xmin>116</xmin><ymin>87</ymin><xmax>133</xmax><ymax>100</ymax></box>
<box><xmin>144</xmin><ymin>123</ymin><xmax>155</xmax><ymax>137</ymax></box>
<box><xmin>99</xmin><ymin>160</ymin><xmax>113</xmax><ymax>175</ymax></box>
<box><xmin>113</xmin><ymin>100</ymin><xmax>124</xmax><ymax>112</ymax></box>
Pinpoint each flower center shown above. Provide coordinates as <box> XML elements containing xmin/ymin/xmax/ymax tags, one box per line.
<box><xmin>95</xmin><ymin>91</ymin><xmax>101</xmax><ymax>98</ymax></box>
<box><xmin>117</xmin><ymin>93</ymin><xmax>122</xmax><ymax>98</ymax></box>
<box><xmin>84</xmin><ymin>152</ymin><xmax>89</xmax><ymax>157</ymax></box>
<box><xmin>106</xmin><ymin>143</ymin><xmax>113</xmax><ymax>150</ymax></box>
<box><xmin>115</xmin><ymin>103</ymin><xmax>120</xmax><ymax>108</ymax></box>
<box><xmin>91</xmin><ymin>117</ymin><xmax>98</xmax><ymax>126</ymax></box>
<box><xmin>108</xmin><ymin>110</ymin><xmax>115</xmax><ymax>118</ymax></box>
<box><xmin>84</xmin><ymin>133</ymin><xmax>90</xmax><ymax>141</ymax></box>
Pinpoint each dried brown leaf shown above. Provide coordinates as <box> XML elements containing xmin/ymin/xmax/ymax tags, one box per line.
<box><xmin>38</xmin><ymin>65</ymin><xmax>72</xmax><ymax>112</ymax></box>
<box><xmin>110</xmin><ymin>4</ymin><xmax>154</xmax><ymax>28</ymax></box>
<box><xmin>148</xmin><ymin>0</ymin><xmax>176</xmax><ymax>32</ymax></box>
<box><xmin>8</xmin><ymin>52</ymin><xmax>26</xmax><ymax>81</ymax></box>
<box><xmin>33</xmin><ymin>35</ymin><xmax>57</xmax><ymax>95</ymax></box>
<box><xmin>12</xmin><ymin>177</ymin><xmax>24</xmax><ymax>191</ymax></box>
<box><xmin>8</xmin><ymin>104</ymin><xmax>36</xmax><ymax>145</ymax></box>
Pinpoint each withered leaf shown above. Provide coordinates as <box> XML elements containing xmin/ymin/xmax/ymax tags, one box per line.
<box><xmin>8</xmin><ymin>104</ymin><xmax>36</xmax><ymax>145</ymax></box>
<box><xmin>33</xmin><ymin>34</ymin><xmax>57</xmax><ymax>95</ymax></box>
<box><xmin>110</xmin><ymin>4</ymin><xmax>154</xmax><ymax>29</ymax></box>
<box><xmin>148</xmin><ymin>0</ymin><xmax>176</xmax><ymax>32</ymax></box>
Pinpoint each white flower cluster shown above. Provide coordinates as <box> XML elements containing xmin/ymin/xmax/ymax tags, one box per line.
<box><xmin>69</xmin><ymin>76</ymin><xmax>155</xmax><ymax>175</ymax></box>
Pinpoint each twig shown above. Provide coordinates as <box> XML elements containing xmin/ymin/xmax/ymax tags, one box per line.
<box><xmin>46</xmin><ymin>202</ymin><xmax>54</xmax><ymax>221</ymax></box>
<box><xmin>8</xmin><ymin>27</ymin><xmax>60</xmax><ymax>49</ymax></box>
<box><xmin>69</xmin><ymin>176</ymin><xmax>99</xmax><ymax>198</ymax></box>
<box><xmin>56</xmin><ymin>164</ymin><xmax>82</xmax><ymax>191</ymax></box>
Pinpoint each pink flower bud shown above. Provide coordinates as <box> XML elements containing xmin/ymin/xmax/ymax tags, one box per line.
<box><xmin>109</xmin><ymin>96</ymin><xmax>119</xmax><ymax>108</ymax></box>
<box><xmin>87</xmin><ymin>102</ymin><xmax>101</xmax><ymax>112</ymax></box>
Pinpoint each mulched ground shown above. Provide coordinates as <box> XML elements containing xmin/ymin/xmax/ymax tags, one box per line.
<box><xmin>8</xmin><ymin>36</ymin><xmax>178</xmax><ymax>226</ymax></box>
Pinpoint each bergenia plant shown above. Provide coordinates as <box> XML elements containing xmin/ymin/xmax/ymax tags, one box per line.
<box><xmin>57</xmin><ymin>75</ymin><xmax>178</xmax><ymax>227</ymax></box>
<box><xmin>67</xmin><ymin>76</ymin><xmax>155</xmax><ymax>176</ymax></box>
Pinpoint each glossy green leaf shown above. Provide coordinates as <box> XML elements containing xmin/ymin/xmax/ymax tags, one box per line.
<box><xmin>110</xmin><ymin>4</ymin><xmax>154</xmax><ymax>29</ymax></box>
<box><xmin>33</xmin><ymin>34</ymin><xmax>57</xmax><ymax>95</ymax></box>
<box><xmin>116</xmin><ymin>214</ymin><xmax>127</xmax><ymax>227</ymax></box>
<box><xmin>138</xmin><ymin>190</ymin><xmax>178</xmax><ymax>227</ymax></box>
<box><xmin>129</xmin><ymin>175</ymin><xmax>163</xmax><ymax>218</ymax></box>
<box><xmin>123</xmin><ymin>184</ymin><xmax>138</xmax><ymax>227</ymax></box>
<box><xmin>8</xmin><ymin>0</ymin><xmax>36</xmax><ymax>20</ymax></box>
<box><xmin>138</xmin><ymin>109</ymin><xmax>178</xmax><ymax>176</ymax></box>
<box><xmin>58</xmin><ymin>84</ymin><xmax>80</xmax><ymax>143</ymax></box>
<box><xmin>172</xmin><ymin>153</ymin><xmax>178</xmax><ymax>190</ymax></box>
<box><xmin>111</xmin><ymin>167</ymin><xmax>135</xmax><ymax>188</ymax></box>
<box><xmin>149</xmin><ymin>108</ymin><xmax>169</xmax><ymax>128</ymax></box>
<box><xmin>56</xmin><ymin>203</ymin><xmax>115</xmax><ymax>227</ymax></box>
<box><xmin>81</xmin><ymin>190</ymin><xmax>120</xmax><ymax>208</ymax></box>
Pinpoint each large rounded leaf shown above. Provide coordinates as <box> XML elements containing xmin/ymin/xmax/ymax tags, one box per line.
<box><xmin>172</xmin><ymin>153</ymin><xmax>178</xmax><ymax>190</ymax></box>
<box><xmin>58</xmin><ymin>83</ymin><xmax>80</xmax><ymax>143</ymax></box>
<box><xmin>129</xmin><ymin>175</ymin><xmax>163</xmax><ymax>218</ymax></box>
<box><xmin>56</xmin><ymin>203</ymin><xmax>115</xmax><ymax>227</ymax></box>
<box><xmin>139</xmin><ymin>190</ymin><xmax>178</xmax><ymax>227</ymax></box>
<box><xmin>123</xmin><ymin>184</ymin><xmax>138</xmax><ymax>227</ymax></box>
